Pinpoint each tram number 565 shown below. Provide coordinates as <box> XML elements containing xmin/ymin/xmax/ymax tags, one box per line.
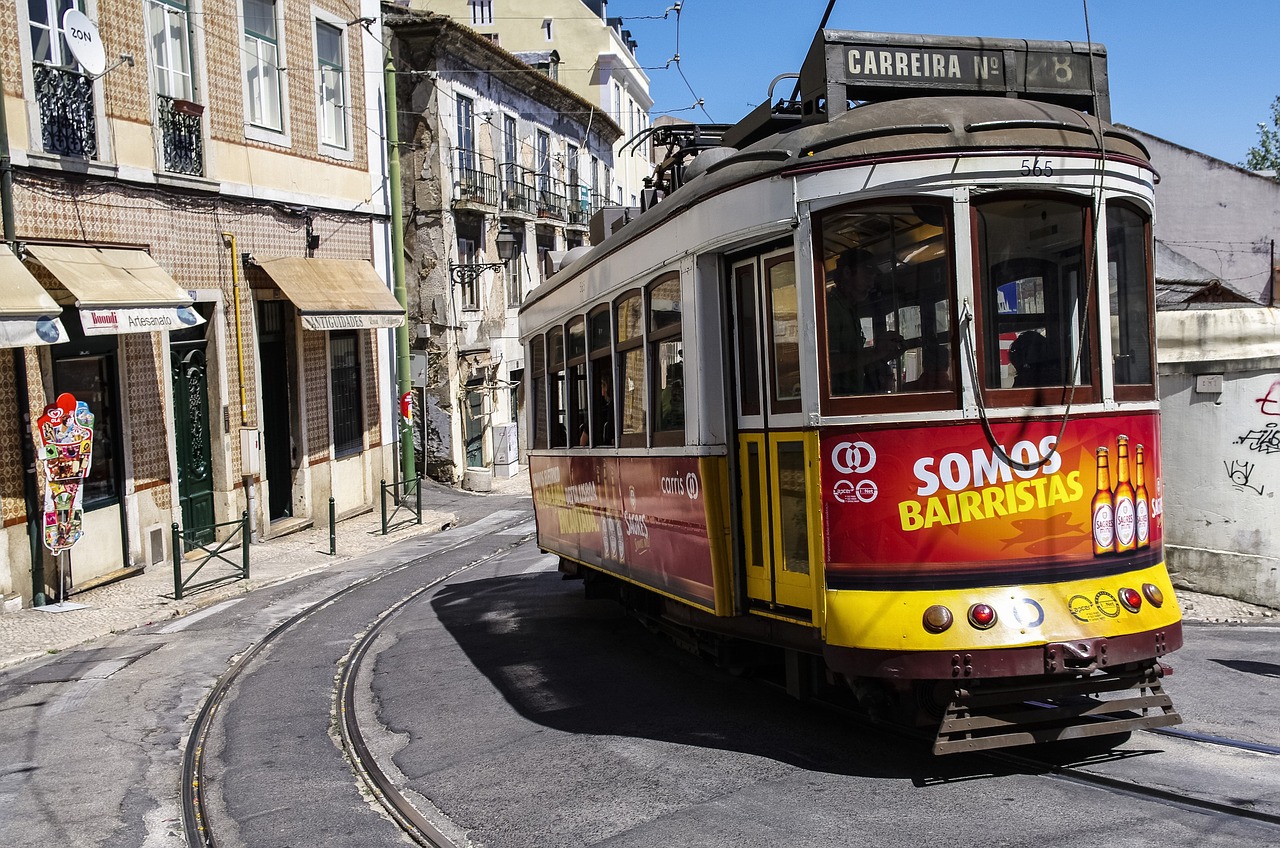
<box><xmin>1020</xmin><ymin>157</ymin><xmax>1054</xmax><ymax>177</ymax></box>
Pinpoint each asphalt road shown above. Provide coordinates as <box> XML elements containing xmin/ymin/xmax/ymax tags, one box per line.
<box><xmin>2</xmin><ymin>497</ymin><xmax>1278</xmax><ymax>848</ymax></box>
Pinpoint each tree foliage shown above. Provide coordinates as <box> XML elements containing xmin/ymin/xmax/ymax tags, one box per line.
<box><xmin>1243</xmin><ymin>95</ymin><xmax>1280</xmax><ymax>175</ymax></box>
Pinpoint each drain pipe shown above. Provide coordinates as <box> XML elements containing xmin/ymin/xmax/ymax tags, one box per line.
<box><xmin>221</xmin><ymin>232</ymin><xmax>257</xmax><ymax>541</ymax></box>
<box><xmin>2</xmin><ymin>65</ymin><xmax>47</xmax><ymax>606</ymax></box>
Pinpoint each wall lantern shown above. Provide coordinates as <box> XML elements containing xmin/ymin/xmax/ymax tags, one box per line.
<box><xmin>451</xmin><ymin>226</ymin><xmax>519</xmax><ymax>284</ymax></box>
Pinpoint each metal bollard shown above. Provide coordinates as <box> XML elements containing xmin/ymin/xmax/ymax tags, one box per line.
<box><xmin>172</xmin><ymin>522</ymin><xmax>183</xmax><ymax>600</ymax></box>
<box><xmin>416</xmin><ymin>476</ymin><xmax>422</xmax><ymax>525</ymax></box>
<box><xmin>242</xmin><ymin>511</ymin><xmax>250</xmax><ymax>579</ymax></box>
<box><xmin>329</xmin><ymin>497</ymin><xmax>336</xmax><ymax>555</ymax></box>
<box><xmin>380</xmin><ymin>479</ymin><xmax>388</xmax><ymax>535</ymax></box>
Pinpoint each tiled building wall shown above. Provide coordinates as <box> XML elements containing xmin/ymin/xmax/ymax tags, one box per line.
<box><xmin>11</xmin><ymin>173</ymin><xmax>379</xmax><ymax>514</ymax></box>
<box><xmin>304</xmin><ymin>331</ymin><xmax>331</xmax><ymax>464</ymax></box>
<box><xmin>0</xmin><ymin>352</ymin><xmax>24</xmax><ymax>527</ymax></box>
<box><xmin>363</xmin><ymin>333</ymin><xmax>381</xmax><ymax>448</ymax></box>
<box><xmin>201</xmin><ymin>0</ymin><xmax>370</xmax><ymax>172</ymax></box>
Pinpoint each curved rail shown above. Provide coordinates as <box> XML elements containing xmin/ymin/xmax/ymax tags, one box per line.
<box><xmin>180</xmin><ymin>521</ymin><xmax>531</xmax><ymax>848</ymax></box>
<box><xmin>335</xmin><ymin>535</ymin><xmax>534</xmax><ymax>846</ymax></box>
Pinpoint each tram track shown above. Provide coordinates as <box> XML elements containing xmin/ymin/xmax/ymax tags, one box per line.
<box><xmin>180</xmin><ymin>518</ymin><xmax>534</xmax><ymax>848</ymax></box>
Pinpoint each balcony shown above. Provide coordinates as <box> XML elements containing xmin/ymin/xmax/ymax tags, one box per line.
<box><xmin>453</xmin><ymin>150</ymin><xmax>499</xmax><ymax>208</ymax></box>
<box><xmin>499</xmin><ymin>163</ymin><xmax>538</xmax><ymax>217</ymax></box>
<box><xmin>33</xmin><ymin>64</ymin><xmax>97</xmax><ymax>158</ymax></box>
<box><xmin>157</xmin><ymin>96</ymin><xmax>205</xmax><ymax>176</ymax></box>
<box><xmin>535</xmin><ymin>174</ymin><xmax>568</xmax><ymax>222</ymax></box>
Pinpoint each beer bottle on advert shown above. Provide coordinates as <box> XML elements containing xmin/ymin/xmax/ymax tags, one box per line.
<box><xmin>1092</xmin><ymin>447</ymin><xmax>1115</xmax><ymax>555</ymax></box>
<box><xmin>1113</xmin><ymin>436</ymin><xmax>1137</xmax><ymax>553</ymax></box>
<box><xmin>1134</xmin><ymin>443</ymin><xmax>1150</xmax><ymax>548</ymax></box>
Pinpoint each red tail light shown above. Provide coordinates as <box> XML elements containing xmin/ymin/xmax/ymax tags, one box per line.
<box><xmin>1119</xmin><ymin>587</ymin><xmax>1142</xmax><ymax>613</ymax></box>
<box><xmin>967</xmin><ymin>603</ymin><xmax>997</xmax><ymax>630</ymax></box>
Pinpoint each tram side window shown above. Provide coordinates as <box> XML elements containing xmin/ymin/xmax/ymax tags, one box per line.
<box><xmin>733</xmin><ymin>262</ymin><xmax>762</xmax><ymax>417</ymax></box>
<box><xmin>566</xmin><ymin>317</ymin><xmax>588</xmax><ymax>447</ymax></box>
<box><xmin>975</xmin><ymin>198</ymin><xmax>1089</xmax><ymax>392</ymax></box>
<box><xmin>588</xmin><ymin>306</ymin><xmax>614</xmax><ymax>446</ymax></box>
<box><xmin>529</xmin><ymin>335</ymin><xmax>547</xmax><ymax>449</ymax></box>
<box><xmin>1107</xmin><ymin>204</ymin><xmax>1153</xmax><ymax>388</ymax></box>
<box><xmin>547</xmin><ymin>326</ymin><xmax>567</xmax><ymax>447</ymax></box>
<box><xmin>766</xmin><ymin>256</ymin><xmax>801</xmax><ymax>410</ymax></box>
<box><xmin>820</xmin><ymin>204</ymin><xmax>954</xmax><ymax>398</ymax></box>
<box><xmin>616</xmin><ymin>291</ymin><xmax>646</xmax><ymax>447</ymax></box>
<box><xmin>649</xmin><ymin>274</ymin><xmax>684</xmax><ymax>444</ymax></box>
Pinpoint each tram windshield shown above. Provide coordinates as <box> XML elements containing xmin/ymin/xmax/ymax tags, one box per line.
<box><xmin>975</xmin><ymin>198</ymin><xmax>1090</xmax><ymax>392</ymax></box>
<box><xmin>820</xmin><ymin>204</ymin><xmax>954</xmax><ymax>399</ymax></box>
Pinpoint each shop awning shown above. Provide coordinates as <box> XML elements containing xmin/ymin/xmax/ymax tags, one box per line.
<box><xmin>0</xmin><ymin>251</ymin><xmax>68</xmax><ymax>347</ymax></box>
<box><xmin>255</xmin><ymin>257</ymin><xmax>405</xmax><ymax>331</ymax></box>
<box><xmin>25</xmin><ymin>245</ymin><xmax>203</xmax><ymax>336</ymax></box>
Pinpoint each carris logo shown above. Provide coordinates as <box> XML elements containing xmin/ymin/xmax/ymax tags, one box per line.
<box><xmin>661</xmin><ymin>472</ymin><xmax>702</xmax><ymax>500</ymax></box>
<box><xmin>831</xmin><ymin>440</ymin><xmax>876</xmax><ymax>475</ymax></box>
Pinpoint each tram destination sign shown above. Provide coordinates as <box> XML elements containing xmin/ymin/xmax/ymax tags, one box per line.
<box><xmin>800</xmin><ymin>30</ymin><xmax>1110</xmax><ymax>121</ymax></box>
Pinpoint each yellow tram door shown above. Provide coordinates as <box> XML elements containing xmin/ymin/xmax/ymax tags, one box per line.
<box><xmin>730</xmin><ymin>252</ymin><xmax>817</xmax><ymax>617</ymax></box>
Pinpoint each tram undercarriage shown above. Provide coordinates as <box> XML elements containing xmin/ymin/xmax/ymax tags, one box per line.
<box><xmin>566</xmin><ymin>560</ymin><xmax>1181</xmax><ymax>756</ymax></box>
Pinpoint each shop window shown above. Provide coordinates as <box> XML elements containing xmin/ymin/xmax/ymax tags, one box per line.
<box><xmin>53</xmin><ymin>352</ymin><xmax>120</xmax><ymax>509</ymax></box>
<box><xmin>330</xmin><ymin>330</ymin><xmax>363</xmax><ymax>457</ymax></box>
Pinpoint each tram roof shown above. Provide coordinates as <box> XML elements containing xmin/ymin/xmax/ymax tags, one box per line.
<box><xmin>524</xmin><ymin>95</ymin><xmax>1150</xmax><ymax>313</ymax></box>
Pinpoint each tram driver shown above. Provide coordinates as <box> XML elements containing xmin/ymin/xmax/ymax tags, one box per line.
<box><xmin>826</xmin><ymin>248</ymin><xmax>906</xmax><ymax>395</ymax></box>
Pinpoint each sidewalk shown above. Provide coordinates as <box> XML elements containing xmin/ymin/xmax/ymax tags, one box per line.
<box><xmin>0</xmin><ymin>472</ymin><xmax>532</xmax><ymax>671</ymax></box>
<box><xmin>1</xmin><ymin>468</ymin><xmax>1273</xmax><ymax>672</ymax></box>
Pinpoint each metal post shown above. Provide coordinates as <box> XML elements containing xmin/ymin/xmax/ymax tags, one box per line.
<box><xmin>380</xmin><ymin>479</ymin><xmax>388</xmax><ymax>535</ymax></box>
<box><xmin>172</xmin><ymin>523</ymin><xmax>183</xmax><ymax>600</ymax></box>
<box><xmin>415</xmin><ymin>476</ymin><xmax>422</xmax><ymax>525</ymax></box>
<box><xmin>386</xmin><ymin>48</ymin><xmax>416</xmax><ymax>484</ymax></box>
<box><xmin>329</xmin><ymin>497</ymin><xmax>336</xmax><ymax>555</ymax></box>
<box><xmin>241</xmin><ymin>511</ymin><xmax>250</xmax><ymax>579</ymax></box>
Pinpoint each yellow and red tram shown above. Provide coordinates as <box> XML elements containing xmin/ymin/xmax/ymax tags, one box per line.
<box><xmin>520</xmin><ymin>30</ymin><xmax>1182</xmax><ymax>753</ymax></box>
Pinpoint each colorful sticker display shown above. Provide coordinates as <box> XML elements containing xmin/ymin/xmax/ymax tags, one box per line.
<box><xmin>33</xmin><ymin>392</ymin><xmax>95</xmax><ymax>553</ymax></box>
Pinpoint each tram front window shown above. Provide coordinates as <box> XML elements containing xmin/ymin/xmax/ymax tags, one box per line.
<box><xmin>976</xmin><ymin>198</ymin><xmax>1090</xmax><ymax>393</ymax></box>
<box><xmin>820</xmin><ymin>204</ymin><xmax>954</xmax><ymax>399</ymax></box>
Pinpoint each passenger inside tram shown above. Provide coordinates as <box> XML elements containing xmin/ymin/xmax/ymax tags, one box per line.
<box><xmin>826</xmin><ymin>248</ymin><xmax>905</xmax><ymax>394</ymax></box>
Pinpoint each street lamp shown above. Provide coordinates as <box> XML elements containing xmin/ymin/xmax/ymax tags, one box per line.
<box><xmin>450</xmin><ymin>225</ymin><xmax>518</xmax><ymax>284</ymax></box>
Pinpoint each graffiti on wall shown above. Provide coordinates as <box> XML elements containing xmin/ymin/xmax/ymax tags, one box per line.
<box><xmin>1236</xmin><ymin>422</ymin><xmax>1280</xmax><ymax>456</ymax></box>
<box><xmin>1258</xmin><ymin>380</ymin><xmax>1280</xmax><ymax>416</ymax></box>
<box><xmin>1224</xmin><ymin>460</ymin><xmax>1265</xmax><ymax>496</ymax></box>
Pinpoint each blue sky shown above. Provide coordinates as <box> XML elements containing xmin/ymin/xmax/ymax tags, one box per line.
<box><xmin>609</xmin><ymin>0</ymin><xmax>1279</xmax><ymax>165</ymax></box>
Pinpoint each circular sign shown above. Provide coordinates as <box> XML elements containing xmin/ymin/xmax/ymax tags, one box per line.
<box><xmin>62</xmin><ymin>10</ymin><xmax>107</xmax><ymax>77</ymax></box>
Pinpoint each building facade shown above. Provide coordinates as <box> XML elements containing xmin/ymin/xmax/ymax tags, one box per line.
<box><xmin>386</xmin><ymin>9</ymin><xmax>621</xmax><ymax>485</ymax></box>
<box><xmin>424</xmin><ymin>0</ymin><xmax>652</xmax><ymax>208</ymax></box>
<box><xmin>1133</xmin><ymin>128</ymin><xmax>1280</xmax><ymax>609</ymax></box>
<box><xmin>1</xmin><ymin>0</ymin><xmax>401</xmax><ymax>611</ymax></box>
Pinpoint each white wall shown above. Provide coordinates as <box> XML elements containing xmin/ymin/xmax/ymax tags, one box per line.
<box><xmin>1157</xmin><ymin>308</ymin><xmax>1280</xmax><ymax>607</ymax></box>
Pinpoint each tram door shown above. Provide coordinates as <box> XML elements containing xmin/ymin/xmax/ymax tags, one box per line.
<box><xmin>730</xmin><ymin>251</ymin><xmax>816</xmax><ymax>614</ymax></box>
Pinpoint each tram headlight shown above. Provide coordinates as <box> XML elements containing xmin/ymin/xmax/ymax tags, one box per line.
<box><xmin>967</xmin><ymin>603</ymin><xmax>997</xmax><ymax>630</ymax></box>
<box><xmin>1141</xmin><ymin>583</ymin><xmax>1165</xmax><ymax>608</ymax></box>
<box><xmin>922</xmin><ymin>604</ymin><xmax>954</xmax><ymax>634</ymax></box>
<box><xmin>1119</xmin><ymin>587</ymin><xmax>1143</xmax><ymax>613</ymax></box>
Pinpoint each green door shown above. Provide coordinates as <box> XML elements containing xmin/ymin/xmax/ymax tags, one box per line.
<box><xmin>171</xmin><ymin>342</ymin><xmax>214</xmax><ymax>545</ymax></box>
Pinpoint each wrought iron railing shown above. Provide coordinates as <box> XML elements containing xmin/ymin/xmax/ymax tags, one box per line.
<box><xmin>536</xmin><ymin>174</ymin><xmax>569</xmax><ymax>221</ymax></box>
<box><xmin>454</xmin><ymin>150</ymin><xmax>499</xmax><ymax>206</ymax></box>
<box><xmin>566</xmin><ymin>183</ymin><xmax>591</xmax><ymax>226</ymax></box>
<box><xmin>500</xmin><ymin>163</ymin><xmax>538</xmax><ymax>215</ymax></box>
<box><xmin>157</xmin><ymin>95</ymin><xmax>205</xmax><ymax>176</ymax></box>
<box><xmin>381</xmin><ymin>477</ymin><xmax>423</xmax><ymax>535</ymax></box>
<box><xmin>33</xmin><ymin>64</ymin><xmax>97</xmax><ymax>158</ymax></box>
<box><xmin>589</xmin><ymin>191</ymin><xmax>620</xmax><ymax>216</ymax></box>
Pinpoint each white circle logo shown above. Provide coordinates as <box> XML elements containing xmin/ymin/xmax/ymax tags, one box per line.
<box><xmin>685</xmin><ymin>472</ymin><xmax>700</xmax><ymax>500</ymax></box>
<box><xmin>831</xmin><ymin>440</ymin><xmax>876</xmax><ymax>475</ymax></box>
<box><xmin>855</xmin><ymin>479</ymin><xmax>879</xmax><ymax>503</ymax></box>
<box><xmin>832</xmin><ymin>480</ymin><xmax>859</xmax><ymax>503</ymax></box>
